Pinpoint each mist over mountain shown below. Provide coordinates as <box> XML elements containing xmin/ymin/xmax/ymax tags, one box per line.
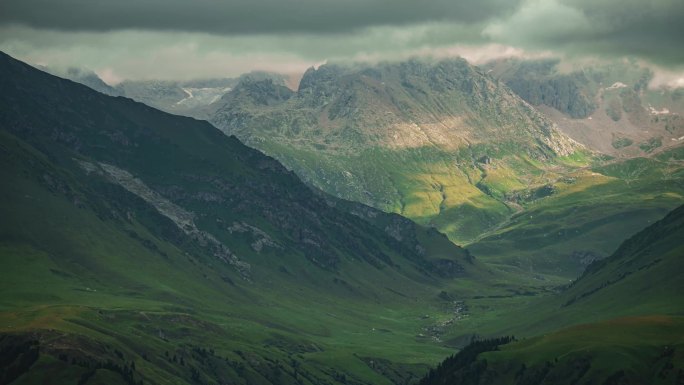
<box><xmin>48</xmin><ymin>67</ymin><xmax>292</xmax><ymax>117</ymax></box>
<box><xmin>40</xmin><ymin>66</ymin><xmax>124</xmax><ymax>96</ymax></box>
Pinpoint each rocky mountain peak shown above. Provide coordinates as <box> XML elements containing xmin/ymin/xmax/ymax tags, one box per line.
<box><xmin>230</xmin><ymin>77</ymin><xmax>294</xmax><ymax>107</ymax></box>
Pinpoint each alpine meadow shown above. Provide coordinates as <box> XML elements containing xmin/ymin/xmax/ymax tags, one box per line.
<box><xmin>1</xmin><ymin>0</ymin><xmax>683</xmax><ymax>384</ymax></box>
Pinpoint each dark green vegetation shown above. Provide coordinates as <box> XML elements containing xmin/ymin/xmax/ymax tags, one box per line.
<box><xmin>0</xmin><ymin>51</ymin><xmax>497</xmax><ymax>384</ymax></box>
<box><xmin>420</xmin><ymin>204</ymin><xmax>684</xmax><ymax>384</ymax></box>
<box><xmin>1</xmin><ymin>52</ymin><xmax>682</xmax><ymax>384</ymax></box>
<box><xmin>419</xmin><ymin>337</ymin><xmax>514</xmax><ymax>385</ymax></box>
<box><xmin>421</xmin><ymin>316</ymin><xmax>684</xmax><ymax>385</ymax></box>
<box><xmin>611</xmin><ymin>137</ymin><xmax>633</xmax><ymax>149</ymax></box>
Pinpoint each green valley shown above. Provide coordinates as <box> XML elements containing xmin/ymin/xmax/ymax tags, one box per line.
<box><xmin>0</xmin><ymin>51</ymin><xmax>682</xmax><ymax>385</ymax></box>
<box><xmin>419</xmin><ymin>202</ymin><xmax>684</xmax><ymax>384</ymax></box>
<box><xmin>2</xmin><ymin>0</ymin><xmax>684</xmax><ymax>384</ymax></box>
<box><xmin>0</xmin><ymin>51</ymin><xmax>560</xmax><ymax>385</ymax></box>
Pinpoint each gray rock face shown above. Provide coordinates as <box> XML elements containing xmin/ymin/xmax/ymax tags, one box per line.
<box><xmin>204</xmin><ymin>58</ymin><xmax>583</xmax><ymax>242</ymax></box>
<box><xmin>77</xmin><ymin>160</ymin><xmax>252</xmax><ymax>279</ymax></box>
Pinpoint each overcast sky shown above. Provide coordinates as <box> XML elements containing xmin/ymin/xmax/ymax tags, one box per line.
<box><xmin>0</xmin><ymin>0</ymin><xmax>682</xmax><ymax>83</ymax></box>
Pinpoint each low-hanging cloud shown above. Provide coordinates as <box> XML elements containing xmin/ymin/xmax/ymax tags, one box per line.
<box><xmin>0</xmin><ymin>0</ymin><xmax>682</xmax><ymax>81</ymax></box>
<box><xmin>483</xmin><ymin>0</ymin><xmax>684</xmax><ymax>66</ymax></box>
<box><xmin>0</xmin><ymin>0</ymin><xmax>520</xmax><ymax>35</ymax></box>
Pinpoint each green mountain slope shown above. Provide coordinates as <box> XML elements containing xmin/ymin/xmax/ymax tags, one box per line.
<box><xmin>206</xmin><ymin>59</ymin><xmax>583</xmax><ymax>243</ymax></box>
<box><xmin>453</xmin><ymin>202</ymin><xmax>684</xmax><ymax>341</ymax></box>
<box><xmin>70</xmin><ymin>57</ymin><xmax>684</xmax><ymax>277</ymax></box>
<box><xmin>421</xmin><ymin>316</ymin><xmax>684</xmax><ymax>385</ymax></box>
<box><xmin>559</xmin><ymin>203</ymin><xmax>684</xmax><ymax>315</ymax></box>
<box><xmin>0</xmin><ymin>52</ymin><xmax>495</xmax><ymax>385</ymax></box>
<box><xmin>468</xmin><ymin>148</ymin><xmax>684</xmax><ymax>275</ymax></box>
<box><xmin>418</xmin><ymin>204</ymin><xmax>684</xmax><ymax>384</ymax></box>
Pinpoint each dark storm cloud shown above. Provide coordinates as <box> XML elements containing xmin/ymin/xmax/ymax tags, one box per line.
<box><xmin>1</xmin><ymin>0</ymin><xmax>682</xmax><ymax>81</ymax></box>
<box><xmin>0</xmin><ymin>0</ymin><xmax>521</xmax><ymax>34</ymax></box>
<box><xmin>484</xmin><ymin>0</ymin><xmax>684</xmax><ymax>66</ymax></box>
<box><xmin>574</xmin><ymin>0</ymin><xmax>684</xmax><ymax>65</ymax></box>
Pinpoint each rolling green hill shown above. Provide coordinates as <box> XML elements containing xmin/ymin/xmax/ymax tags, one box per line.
<box><xmin>420</xmin><ymin>316</ymin><xmax>684</xmax><ymax>385</ymax></box>
<box><xmin>0</xmin><ymin>51</ymin><xmax>505</xmax><ymax>385</ymax></box>
<box><xmin>418</xmin><ymin>204</ymin><xmax>684</xmax><ymax>384</ymax></box>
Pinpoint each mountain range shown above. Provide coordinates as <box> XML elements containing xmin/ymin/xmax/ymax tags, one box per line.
<box><xmin>201</xmin><ymin>58</ymin><xmax>683</xmax><ymax>276</ymax></box>
<box><xmin>484</xmin><ymin>58</ymin><xmax>684</xmax><ymax>156</ymax></box>
<box><xmin>1</xmin><ymin>51</ymin><xmax>682</xmax><ymax>384</ymax></box>
<box><xmin>0</xmin><ymin>51</ymin><xmax>487</xmax><ymax>385</ymax></box>
<box><xmin>58</xmin><ymin>57</ymin><xmax>683</xmax><ymax>277</ymax></box>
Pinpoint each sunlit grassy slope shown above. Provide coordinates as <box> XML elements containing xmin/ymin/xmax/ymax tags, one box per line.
<box><xmin>207</xmin><ymin>60</ymin><xmax>684</xmax><ymax>278</ymax></box>
<box><xmin>468</xmin><ymin>147</ymin><xmax>684</xmax><ymax>277</ymax></box>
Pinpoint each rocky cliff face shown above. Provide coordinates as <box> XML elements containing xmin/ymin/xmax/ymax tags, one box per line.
<box><xmin>212</xmin><ymin>58</ymin><xmax>578</xmax><ymax>155</ymax></box>
<box><xmin>207</xmin><ymin>58</ymin><xmax>583</xmax><ymax>242</ymax></box>
<box><xmin>484</xmin><ymin>58</ymin><xmax>596</xmax><ymax>118</ymax></box>
<box><xmin>484</xmin><ymin>58</ymin><xmax>684</xmax><ymax>156</ymax></box>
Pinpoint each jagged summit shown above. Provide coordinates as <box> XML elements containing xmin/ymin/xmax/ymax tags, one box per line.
<box><xmin>213</xmin><ymin>58</ymin><xmax>579</xmax><ymax>155</ymax></box>
<box><xmin>207</xmin><ymin>57</ymin><xmax>583</xmax><ymax>241</ymax></box>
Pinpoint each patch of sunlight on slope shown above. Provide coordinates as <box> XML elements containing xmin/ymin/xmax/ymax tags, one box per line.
<box><xmin>554</xmin><ymin>170</ymin><xmax>617</xmax><ymax>198</ymax></box>
<box><xmin>479</xmin><ymin>164</ymin><xmax>528</xmax><ymax>193</ymax></box>
<box><xmin>401</xmin><ymin>173</ymin><xmax>492</xmax><ymax>217</ymax></box>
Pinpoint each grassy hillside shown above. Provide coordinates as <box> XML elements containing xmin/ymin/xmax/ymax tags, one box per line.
<box><xmin>0</xmin><ymin>51</ymin><xmax>512</xmax><ymax>385</ymax></box>
<box><xmin>418</xmin><ymin>204</ymin><xmax>684</xmax><ymax>384</ymax></box>
<box><xmin>432</xmin><ymin>202</ymin><xmax>682</xmax><ymax>343</ymax></box>
<box><xmin>469</xmin><ymin>148</ymin><xmax>684</xmax><ymax>276</ymax></box>
<box><xmin>421</xmin><ymin>316</ymin><xmax>684</xmax><ymax>385</ymax></box>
